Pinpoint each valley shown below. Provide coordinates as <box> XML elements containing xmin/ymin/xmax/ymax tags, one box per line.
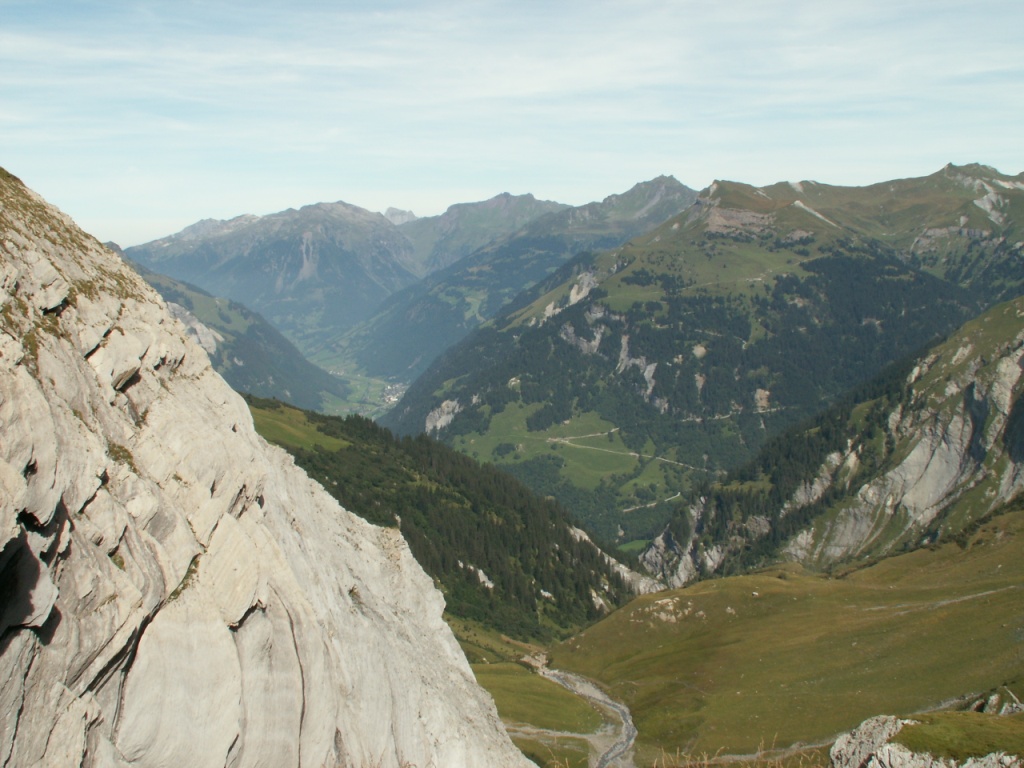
<box><xmin>131</xmin><ymin>164</ymin><xmax>1024</xmax><ymax>767</ymax></box>
<box><xmin>245</xmin><ymin>375</ymin><xmax>1024</xmax><ymax>767</ymax></box>
<box><xmin>550</xmin><ymin>505</ymin><xmax>1024</xmax><ymax>763</ymax></box>
<box><xmin>6</xmin><ymin>163</ymin><xmax>1024</xmax><ymax>767</ymax></box>
<box><xmin>457</xmin><ymin>507</ymin><xmax>1024</xmax><ymax>767</ymax></box>
<box><xmin>383</xmin><ymin>164</ymin><xmax>1024</xmax><ymax>550</ymax></box>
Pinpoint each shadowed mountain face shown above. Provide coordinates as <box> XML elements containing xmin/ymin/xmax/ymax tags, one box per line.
<box><xmin>320</xmin><ymin>175</ymin><xmax>698</xmax><ymax>383</ymax></box>
<box><xmin>125</xmin><ymin>192</ymin><xmax>569</xmax><ymax>358</ymax></box>
<box><xmin>125</xmin><ymin>201</ymin><xmax>421</xmax><ymax>354</ymax></box>
<box><xmin>382</xmin><ymin>164</ymin><xmax>1024</xmax><ymax>543</ymax></box>
<box><xmin>127</xmin><ymin>261</ymin><xmax>352</xmax><ymax>412</ymax></box>
<box><xmin>398</xmin><ymin>192</ymin><xmax>570</xmax><ymax>274</ymax></box>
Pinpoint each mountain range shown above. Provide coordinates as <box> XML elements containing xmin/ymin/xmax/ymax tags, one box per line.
<box><xmin>124</xmin><ymin>178</ymin><xmax>698</xmax><ymax>413</ymax></box>
<box><xmin>124</xmin><ymin>192</ymin><xmax>569</xmax><ymax>357</ymax></box>
<box><xmin>381</xmin><ymin>164</ymin><xmax>1024</xmax><ymax>545</ymax></box>
<box><xmin>316</xmin><ymin>176</ymin><xmax>698</xmax><ymax>383</ymax></box>
<box><xmin>4</xmin><ymin>162</ymin><xmax>1024</xmax><ymax>766</ymax></box>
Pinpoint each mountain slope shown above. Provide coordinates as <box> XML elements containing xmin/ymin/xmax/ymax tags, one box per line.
<box><xmin>125</xmin><ymin>193</ymin><xmax>568</xmax><ymax>361</ymax></box>
<box><xmin>398</xmin><ymin>191</ymin><xmax>569</xmax><ymax>274</ymax></box>
<box><xmin>128</xmin><ymin>262</ymin><xmax>351</xmax><ymax>412</ymax></box>
<box><xmin>125</xmin><ymin>200</ymin><xmax>420</xmax><ymax>353</ymax></box>
<box><xmin>320</xmin><ymin>175</ymin><xmax>698</xmax><ymax>383</ymax></box>
<box><xmin>642</xmin><ymin>293</ymin><xmax>1024</xmax><ymax>586</ymax></box>
<box><xmin>545</xmin><ymin>292</ymin><xmax>1024</xmax><ymax>761</ymax></box>
<box><xmin>551</xmin><ymin>506</ymin><xmax>1024</xmax><ymax>759</ymax></box>
<box><xmin>0</xmin><ymin>167</ymin><xmax>530</xmax><ymax>766</ymax></box>
<box><xmin>246</xmin><ymin>398</ymin><xmax>648</xmax><ymax>640</ymax></box>
<box><xmin>382</xmin><ymin>165</ymin><xmax>1023</xmax><ymax>544</ymax></box>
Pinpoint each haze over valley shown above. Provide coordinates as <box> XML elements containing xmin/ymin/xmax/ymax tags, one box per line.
<box><xmin>6</xmin><ymin>160</ymin><xmax>1024</xmax><ymax>767</ymax></box>
<box><xmin>3</xmin><ymin>1</ymin><xmax>1023</xmax><ymax>766</ymax></box>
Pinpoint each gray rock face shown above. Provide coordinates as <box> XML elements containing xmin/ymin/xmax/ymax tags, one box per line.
<box><xmin>0</xmin><ymin>169</ymin><xmax>531</xmax><ymax>767</ymax></box>
<box><xmin>788</xmin><ymin>319</ymin><xmax>1024</xmax><ymax>567</ymax></box>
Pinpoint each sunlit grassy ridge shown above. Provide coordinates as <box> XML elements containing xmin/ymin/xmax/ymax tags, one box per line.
<box><xmin>550</xmin><ymin>507</ymin><xmax>1024</xmax><ymax>759</ymax></box>
<box><xmin>474</xmin><ymin>663</ymin><xmax>603</xmax><ymax>734</ymax></box>
<box><xmin>248</xmin><ymin>401</ymin><xmax>348</xmax><ymax>452</ymax></box>
<box><xmin>894</xmin><ymin>712</ymin><xmax>1024</xmax><ymax>761</ymax></box>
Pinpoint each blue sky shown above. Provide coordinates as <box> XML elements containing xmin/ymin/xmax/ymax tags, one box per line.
<box><xmin>2</xmin><ymin>0</ymin><xmax>1022</xmax><ymax>246</ymax></box>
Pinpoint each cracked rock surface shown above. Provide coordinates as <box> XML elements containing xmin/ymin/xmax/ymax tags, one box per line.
<box><xmin>0</xmin><ymin>168</ymin><xmax>530</xmax><ymax>767</ymax></box>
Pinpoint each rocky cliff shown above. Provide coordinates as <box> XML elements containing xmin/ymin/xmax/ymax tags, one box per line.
<box><xmin>784</xmin><ymin>298</ymin><xmax>1024</xmax><ymax>567</ymax></box>
<box><xmin>0</xmin><ymin>168</ymin><xmax>531</xmax><ymax>767</ymax></box>
<box><xmin>642</xmin><ymin>296</ymin><xmax>1024</xmax><ymax>587</ymax></box>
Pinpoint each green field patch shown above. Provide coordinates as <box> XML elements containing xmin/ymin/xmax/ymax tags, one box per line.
<box><xmin>452</xmin><ymin>401</ymin><xmax>545</xmax><ymax>459</ymax></box>
<box><xmin>512</xmin><ymin>736</ymin><xmax>591</xmax><ymax>768</ymax></box>
<box><xmin>473</xmin><ymin>663</ymin><xmax>603</xmax><ymax>734</ymax></box>
<box><xmin>599</xmin><ymin>281</ymin><xmax>666</xmax><ymax>312</ymax></box>
<box><xmin>894</xmin><ymin>712</ymin><xmax>1024</xmax><ymax>761</ymax></box>
<box><xmin>444</xmin><ymin>614</ymin><xmax>538</xmax><ymax>664</ymax></box>
<box><xmin>457</xmin><ymin>406</ymin><xmax>643</xmax><ymax>489</ymax></box>
<box><xmin>321</xmin><ymin>370</ymin><xmax>405</xmax><ymax>419</ymax></box>
<box><xmin>531</xmin><ymin>415</ymin><xmax>642</xmax><ymax>490</ymax></box>
<box><xmin>249</xmin><ymin>403</ymin><xmax>348</xmax><ymax>452</ymax></box>
<box><xmin>618</xmin><ymin>540</ymin><xmax>650</xmax><ymax>554</ymax></box>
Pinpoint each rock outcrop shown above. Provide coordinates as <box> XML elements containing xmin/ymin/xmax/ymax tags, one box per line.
<box><xmin>642</xmin><ymin>297</ymin><xmax>1024</xmax><ymax>586</ymax></box>
<box><xmin>830</xmin><ymin>715</ymin><xmax>1021</xmax><ymax>768</ymax></box>
<box><xmin>786</xmin><ymin>302</ymin><xmax>1024</xmax><ymax>567</ymax></box>
<box><xmin>0</xmin><ymin>168</ymin><xmax>531</xmax><ymax>766</ymax></box>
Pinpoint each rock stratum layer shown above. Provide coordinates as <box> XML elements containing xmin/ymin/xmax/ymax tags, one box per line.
<box><xmin>0</xmin><ymin>167</ymin><xmax>531</xmax><ymax>767</ymax></box>
<box><xmin>642</xmin><ymin>295</ymin><xmax>1024</xmax><ymax>587</ymax></box>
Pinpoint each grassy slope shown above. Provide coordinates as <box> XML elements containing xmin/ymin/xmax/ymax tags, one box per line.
<box><xmin>894</xmin><ymin>712</ymin><xmax>1024</xmax><ymax>760</ymax></box>
<box><xmin>475</xmin><ymin>663</ymin><xmax>602</xmax><ymax>733</ymax></box>
<box><xmin>550</xmin><ymin>507</ymin><xmax>1024</xmax><ymax>760</ymax></box>
<box><xmin>441</xmin><ymin>615</ymin><xmax>602</xmax><ymax>768</ymax></box>
<box><xmin>248</xmin><ymin>403</ymin><xmax>348</xmax><ymax>452</ymax></box>
<box><xmin>478</xmin><ymin>662</ymin><xmax>599</xmax><ymax>768</ymax></box>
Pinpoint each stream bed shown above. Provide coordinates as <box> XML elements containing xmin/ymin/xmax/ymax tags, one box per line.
<box><xmin>537</xmin><ymin>665</ymin><xmax>637</xmax><ymax>768</ymax></box>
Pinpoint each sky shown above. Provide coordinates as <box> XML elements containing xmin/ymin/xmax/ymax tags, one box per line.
<box><xmin>2</xmin><ymin>0</ymin><xmax>1022</xmax><ymax>247</ymax></box>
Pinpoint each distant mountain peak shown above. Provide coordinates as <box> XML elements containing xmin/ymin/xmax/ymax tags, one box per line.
<box><xmin>171</xmin><ymin>213</ymin><xmax>261</xmax><ymax>243</ymax></box>
<box><xmin>383</xmin><ymin>207</ymin><xmax>418</xmax><ymax>225</ymax></box>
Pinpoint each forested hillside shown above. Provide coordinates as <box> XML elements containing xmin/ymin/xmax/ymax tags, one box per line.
<box><xmin>640</xmin><ymin>292</ymin><xmax>1024</xmax><ymax>585</ymax></box>
<box><xmin>246</xmin><ymin>397</ymin><xmax>629</xmax><ymax>640</ymax></box>
<box><xmin>320</xmin><ymin>176</ymin><xmax>696</xmax><ymax>383</ymax></box>
<box><xmin>383</xmin><ymin>165</ymin><xmax>1024</xmax><ymax>547</ymax></box>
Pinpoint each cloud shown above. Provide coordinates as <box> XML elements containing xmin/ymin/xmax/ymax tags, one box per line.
<box><xmin>1</xmin><ymin>0</ymin><xmax>1021</xmax><ymax>244</ymax></box>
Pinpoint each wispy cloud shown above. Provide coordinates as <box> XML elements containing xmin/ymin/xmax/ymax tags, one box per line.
<box><xmin>1</xmin><ymin>0</ymin><xmax>1021</xmax><ymax>244</ymax></box>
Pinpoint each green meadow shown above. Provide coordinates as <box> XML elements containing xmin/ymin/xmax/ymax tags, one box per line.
<box><xmin>550</xmin><ymin>507</ymin><xmax>1024</xmax><ymax>760</ymax></box>
<box><xmin>248</xmin><ymin>402</ymin><xmax>348</xmax><ymax>452</ymax></box>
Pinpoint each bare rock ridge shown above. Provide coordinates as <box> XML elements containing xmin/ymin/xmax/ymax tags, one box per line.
<box><xmin>0</xmin><ymin>167</ymin><xmax>531</xmax><ymax>766</ymax></box>
<box><xmin>642</xmin><ymin>296</ymin><xmax>1024</xmax><ymax>587</ymax></box>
